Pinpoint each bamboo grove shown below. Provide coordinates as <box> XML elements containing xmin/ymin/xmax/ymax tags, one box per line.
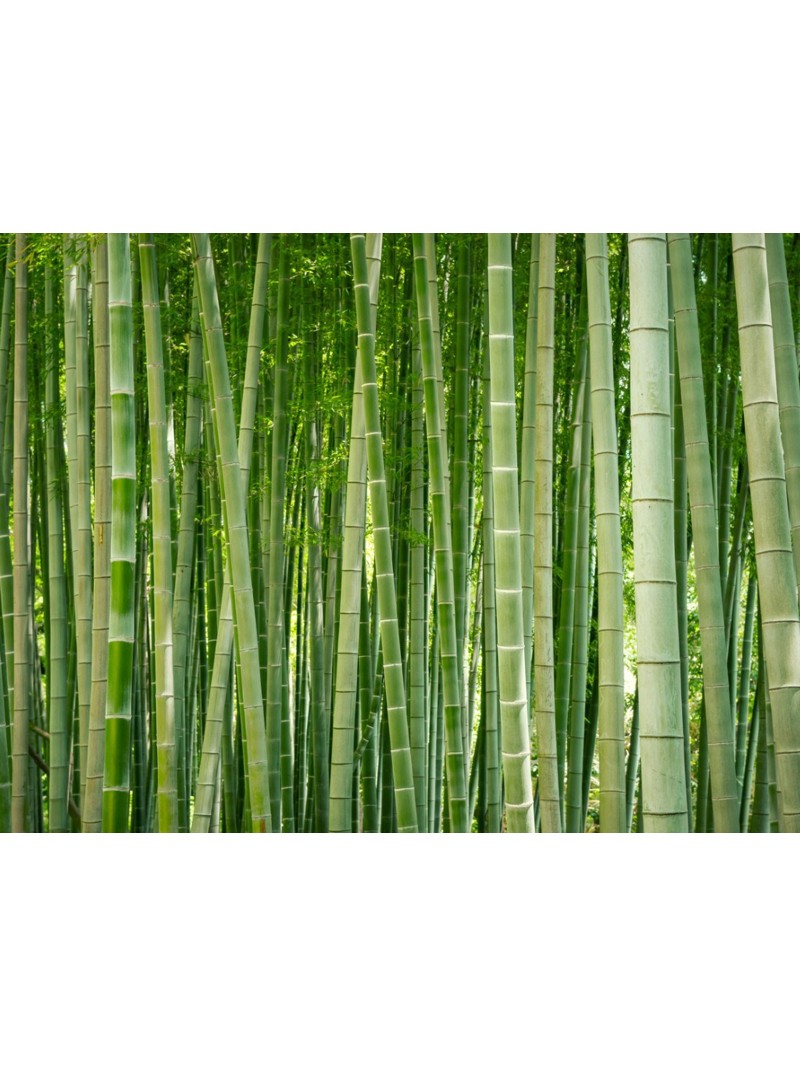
<box><xmin>1</xmin><ymin>232</ymin><xmax>798</xmax><ymax>833</ymax></box>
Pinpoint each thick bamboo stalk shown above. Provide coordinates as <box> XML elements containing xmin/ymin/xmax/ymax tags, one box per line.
<box><xmin>487</xmin><ymin>234</ymin><xmax>534</xmax><ymax>833</ymax></box>
<box><xmin>102</xmin><ymin>234</ymin><xmax>137</xmax><ymax>832</ymax></box>
<box><xmin>628</xmin><ymin>234</ymin><xmax>688</xmax><ymax>832</ymax></box>
<box><xmin>732</xmin><ymin>234</ymin><xmax>800</xmax><ymax>830</ymax></box>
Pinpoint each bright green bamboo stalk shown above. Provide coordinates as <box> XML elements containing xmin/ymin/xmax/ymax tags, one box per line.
<box><xmin>584</xmin><ymin>234</ymin><xmax>625</xmax><ymax>833</ymax></box>
<box><xmin>74</xmin><ymin>240</ymin><xmax>93</xmax><ymax>810</ymax></box>
<box><xmin>350</xmin><ymin>233</ymin><xmax>417</xmax><ymax>832</ymax></box>
<box><xmin>193</xmin><ymin>233</ymin><xmax>272</xmax><ymax>833</ymax></box>
<box><xmin>172</xmin><ymin>293</ymin><xmax>203</xmax><ymax>830</ymax></box>
<box><xmin>139</xmin><ymin>236</ymin><xmax>178</xmax><ymax>832</ymax></box>
<box><xmin>83</xmin><ymin>237</ymin><xmax>112</xmax><ymax>830</ymax></box>
<box><xmin>534</xmin><ymin>234</ymin><xmax>562</xmax><ymax>832</ymax></box>
<box><xmin>413</xmin><ymin>233</ymin><xmax>468</xmax><ymax>833</ymax></box>
<box><xmin>409</xmin><ymin>332</ymin><xmax>428</xmax><ymax>831</ymax></box>
<box><xmin>102</xmin><ymin>234</ymin><xmax>136</xmax><ymax>832</ymax></box>
<box><xmin>266</xmin><ymin>240</ymin><xmax>291</xmax><ymax>831</ymax></box>
<box><xmin>11</xmin><ymin>235</ymin><xmax>30</xmax><ymax>832</ymax></box>
<box><xmin>487</xmin><ymin>234</ymin><xmax>534</xmax><ymax>833</ymax></box>
<box><xmin>732</xmin><ymin>234</ymin><xmax>800</xmax><ymax>831</ymax></box>
<box><xmin>328</xmin><ymin>358</ymin><xmax>368</xmax><ymax>831</ymax></box>
<box><xmin>628</xmin><ymin>233</ymin><xmax>688</xmax><ymax>832</ymax></box>
<box><xmin>329</xmin><ymin>234</ymin><xmax>380</xmax><ymax>832</ymax></box>
<box><xmin>668</xmin><ymin>233</ymin><xmax>739</xmax><ymax>832</ymax></box>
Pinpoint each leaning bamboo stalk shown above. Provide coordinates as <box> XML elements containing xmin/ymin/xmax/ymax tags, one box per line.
<box><xmin>350</xmin><ymin>233</ymin><xmax>417</xmax><ymax>832</ymax></box>
<box><xmin>413</xmin><ymin>233</ymin><xmax>468</xmax><ymax>832</ymax></box>
<box><xmin>668</xmin><ymin>234</ymin><xmax>739</xmax><ymax>832</ymax></box>
<box><xmin>193</xmin><ymin>233</ymin><xmax>272</xmax><ymax>833</ymax></box>
<box><xmin>328</xmin><ymin>235</ymin><xmax>380</xmax><ymax>832</ymax></box>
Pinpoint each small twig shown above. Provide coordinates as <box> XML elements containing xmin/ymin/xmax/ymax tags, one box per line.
<box><xmin>29</xmin><ymin>746</ymin><xmax>81</xmax><ymax>830</ymax></box>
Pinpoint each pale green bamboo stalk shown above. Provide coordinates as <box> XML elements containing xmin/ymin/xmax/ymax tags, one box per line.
<box><xmin>44</xmin><ymin>262</ymin><xmax>70</xmax><ymax>833</ymax></box>
<box><xmin>83</xmin><ymin>237</ymin><xmax>111</xmax><ymax>831</ymax></box>
<box><xmin>732</xmin><ymin>234</ymin><xmax>800</xmax><ymax>831</ymax></box>
<box><xmin>102</xmin><ymin>234</ymin><xmax>137</xmax><ymax>832</ymax></box>
<box><xmin>672</xmin><ymin>342</ymin><xmax>693</xmax><ymax>823</ymax></box>
<box><xmin>534</xmin><ymin>234</ymin><xmax>562</xmax><ymax>831</ymax></box>
<box><xmin>193</xmin><ymin>233</ymin><xmax>272</xmax><ymax>833</ymax></box>
<box><xmin>765</xmin><ymin>233</ymin><xmax>800</xmax><ymax>592</ymax></box>
<box><xmin>668</xmin><ymin>233</ymin><xmax>739</xmax><ymax>832</ymax></box>
<box><xmin>482</xmin><ymin>338</ymin><xmax>501</xmax><ymax>833</ymax></box>
<box><xmin>628</xmin><ymin>233</ymin><xmax>688</xmax><ymax>832</ymax></box>
<box><xmin>487</xmin><ymin>234</ymin><xmax>534</xmax><ymax>833</ymax></box>
<box><xmin>351</xmin><ymin>233</ymin><xmax>417</xmax><ymax>832</ymax></box>
<box><xmin>520</xmin><ymin>236</ymin><xmax>539</xmax><ymax>713</ymax></box>
<box><xmin>139</xmin><ymin>235</ymin><xmax>178</xmax><ymax>831</ymax></box>
<box><xmin>305</xmin><ymin>308</ymin><xmax>328</xmax><ymax>831</ymax></box>
<box><xmin>566</xmin><ymin>356</ymin><xmax>592</xmax><ymax>832</ymax></box>
<box><xmin>584</xmin><ymin>234</ymin><xmax>625</xmax><ymax>833</ymax></box>
<box><xmin>413</xmin><ymin>233</ymin><xmax>468</xmax><ymax>832</ymax></box>
<box><xmin>452</xmin><ymin>240</ymin><xmax>471</xmax><ymax>721</ymax></box>
<box><xmin>11</xmin><ymin>235</ymin><xmax>30</xmax><ymax>832</ymax></box>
